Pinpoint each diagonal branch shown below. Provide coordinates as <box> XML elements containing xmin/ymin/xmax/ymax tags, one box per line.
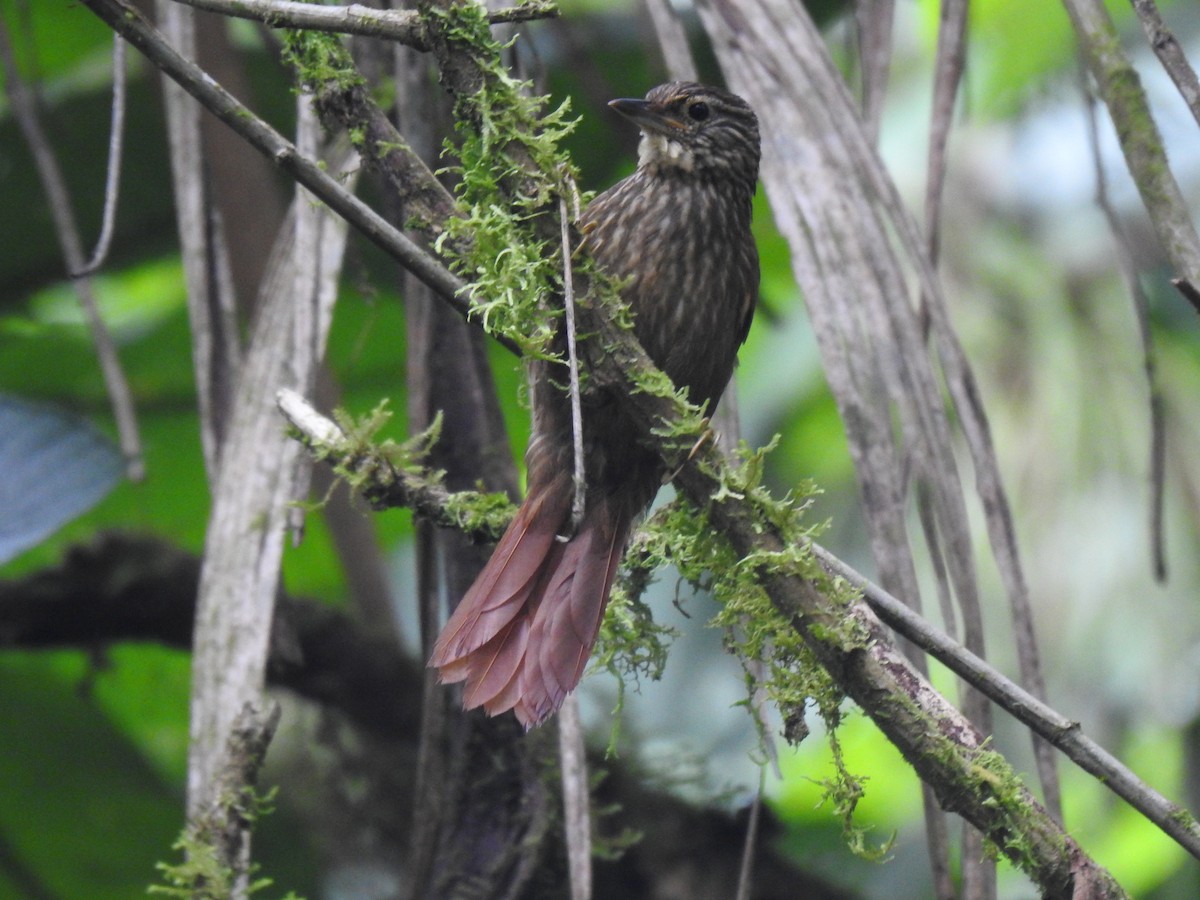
<box><xmin>1129</xmin><ymin>0</ymin><xmax>1200</xmax><ymax>129</ymax></box>
<box><xmin>1065</xmin><ymin>0</ymin><xmax>1200</xmax><ymax>285</ymax></box>
<box><xmin>82</xmin><ymin>0</ymin><xmax>521</xmax><ymax>351</ymax></box>
<box><xmin>279</xmin><ymin>388</ymin><xmax>1200</xmax><ymax>869</ymax></box>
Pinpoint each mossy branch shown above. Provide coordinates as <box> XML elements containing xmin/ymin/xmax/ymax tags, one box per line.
<box><xmin>277</xmin><ymin>389</ymin><xmax>514</xmax><ymax>543</ymax></box>
<box><xmin>152</xmin><ymin>703</ymin><xmax>286</xmax><ymax>898</ymax></box>
<box><xmin>574</xmin><ymin>296</ymin><xmax>1128</xmax><ymax>892</ymax></box>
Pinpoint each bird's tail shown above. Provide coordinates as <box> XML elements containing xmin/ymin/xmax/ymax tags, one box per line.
<box><xmin>429</xmin><ymin>470</ymin><xmax>631</xmax><ymax>728</ymax></box>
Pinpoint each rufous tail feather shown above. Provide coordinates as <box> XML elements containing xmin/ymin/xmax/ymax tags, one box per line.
<box><xmin>429</xmin><ymin>472</ymin><xmax>631</xmax><ymax>728</ymax></box>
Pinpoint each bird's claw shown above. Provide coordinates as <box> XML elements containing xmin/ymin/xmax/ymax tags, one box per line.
<box><xmin>665</xmin><ymin>422</ymin><xmax>716</xmax><ymax>481</ymax></box>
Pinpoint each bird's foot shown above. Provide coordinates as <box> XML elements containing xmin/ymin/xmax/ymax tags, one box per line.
<box><xmin>665</xmin><ymin>422</ymin><xmax>716</xmax><ymax>481</ymax></box>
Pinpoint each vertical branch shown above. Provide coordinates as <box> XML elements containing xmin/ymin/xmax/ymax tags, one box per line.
<box><xmin>0</xmin><ymin>24</ymin><xmax>143</xmax><ymax>480</ymax></box>
<box><xmin>557</xmin><ymin>190</ymin><xmax>592</xmax><ymax>900</ymax></box>
<box><xmin>155</xmin><ymin>0</ymin><xmax>241</xmax><ymax>479</ymax></box>
<box><xmin>558</xmin><ymin>695</ymin><xmax>592</xmax><ymax>900</ymax></box>
<box><xmin>560</xmin><ymin>194</ymin><xmax>587</xmax><ymax>529</ymax></box>
<box><xmin>187</xmin><ymin>94</ymin><xmax>350</xmax><ymax>890</ymax></box>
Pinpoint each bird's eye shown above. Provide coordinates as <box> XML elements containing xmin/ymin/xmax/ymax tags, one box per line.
<box><xmin>687</xmin><ymin>101</ymin><xmax>710</xmax><ymax>121</ymax></box>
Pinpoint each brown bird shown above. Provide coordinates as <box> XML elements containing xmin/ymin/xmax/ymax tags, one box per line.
<box><xmin>429</xmin><ymin>81</ymin><xmax>761</xmax><ymax>728</ymax></box>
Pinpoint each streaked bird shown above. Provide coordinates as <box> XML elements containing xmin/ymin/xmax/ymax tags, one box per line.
<box><xmin>430</xmin><ymin>81</ymin><xmax>762</xmax><ymax>728</ymax></box>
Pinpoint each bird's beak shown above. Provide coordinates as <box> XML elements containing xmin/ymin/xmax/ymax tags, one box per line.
<box><xmin>608</xmin><ymin>97</ymin><xmax>687</xmax><ymax>133</ymax></box>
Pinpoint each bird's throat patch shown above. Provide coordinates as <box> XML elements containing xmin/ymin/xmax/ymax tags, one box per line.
<box><xmin>638</xmin><ymin>132</ymin><xmax>695</xmax><ymax>172</ymax></box>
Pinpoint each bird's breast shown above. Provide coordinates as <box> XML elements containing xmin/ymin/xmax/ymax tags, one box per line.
<box><xmin>581</xmin><ymin>173</ymin><xmax>757</xmax><ymax>410</ymax></box>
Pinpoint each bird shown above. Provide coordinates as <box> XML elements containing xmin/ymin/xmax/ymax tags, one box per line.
<box><xmin>428</xmin><ymin>81</ymin><xmax>761</xmax><ymax>728</ymax></box>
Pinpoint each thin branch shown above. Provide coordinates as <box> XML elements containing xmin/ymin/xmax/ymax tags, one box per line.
<box><xmin>734</xmin><ymin>770</ymin><xmax>765</xmax><ymax>900</ymax></box>
<box><xmin>167</xmin><ymin>0</ymin><xmax>555</xmax><ymax>46</ymax></box>
<box><xmin>1129</xmin><ymin>0</ymin><xmax>1200</xmax><ymax>130</ymax></box>
<box><xmin>74</xmin><ymin>34</ymin><xmax>127</xmax><ymax>277</ymax></box>
<box><xmin>0</xmin><ymin>23</ymin><xmax>144</xmax><ymax>480</ymax></box>
<box><xmin>814</xmin><ymin>545</ymin><xmax>1200</xmax><ymax>860</ymax></box>
<box><xmin>559</xmin><ymin>194</ymin><xmax>587</xmax><ymax>529</ymax></box>
<box><xmin>924</xmin><ymin>0</ymin><xmax>967</xmax><ymax>264</ymax></box>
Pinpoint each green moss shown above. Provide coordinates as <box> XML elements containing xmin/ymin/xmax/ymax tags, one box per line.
<box><xmin>440</xmin><ymin>487</ymin><xmax>517</xmax><ymax>539</ymax></box>
<box><xmin>150</xmin><ymin>788</ymin><xmax>303</xmax><ymax>899</ymax></box>
<box><xmin>280</xmin><ymin>31</ymin><xmax>364</xmax><ymax>95</ymax></box>
<box><xmin>419</xmin><ymin>1</ymin><xmax>596</xmax><ymax>357</ymax></box>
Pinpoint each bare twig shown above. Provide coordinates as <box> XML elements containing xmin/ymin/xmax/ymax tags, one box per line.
<box><xmin>734</xmin><ymin>770</ymin><xmax>765</xmax><ymax>900</ymax></box>
<box><xmin>1129</xmin><ymin>0</ymin><xmax>1200</xmax><ymax>129</ymax></box>
<box><xmin>0</xmin><ymin>23</ymin><xmax>144</xmax><ymax>481</ymax></box>
<box><xmin>75</xmin><ymin>35</ymin><xmax>127</xmax><ymax>277</ymax></box>
<box><xmin>167</xmin><ymin>0</ymin><xmax>555</xmax><ymax>46</ymax></box>
<box><xmin>559</xmin><ymin>194</ymin><xmax>587</xmax><ymax>529</ymax></box>
<box><xmin>924</xmin><ymin>0</ymin><xmax>967</xmax><ymax>264</ymax></box>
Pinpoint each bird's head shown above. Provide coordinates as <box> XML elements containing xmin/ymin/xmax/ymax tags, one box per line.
<box><xmin>609</xmin><ymin>81</ymin><xmax>760</xmax><ymax>187</ymax></box>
